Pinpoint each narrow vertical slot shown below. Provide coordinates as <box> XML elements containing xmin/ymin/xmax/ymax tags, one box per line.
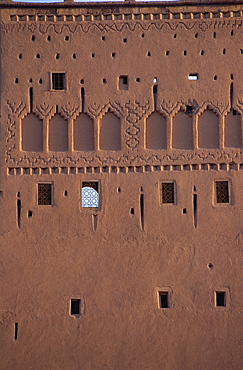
<box><xmin>153</xmin><ymin>85</ymin><xmax>158</xmax><ymax>111</ymax></box>
<box><xmin>29</xmin><ymin>87</ymin><xmax>33</xmax><ymax>112</ymax></box>
<box><xmin>81</xmin><ymin>87</ymin><xmax>85</xmax><ymax>112</ymax></box>
<box><xmin>14</xmin><ymin>323</ymin><xmax>18</xmax><ymax>340</ymax></box>
<box><xmin>92</xmin><ymin>214</ymin><xmax>98</xmax><ymax>232</ymax></box>
<box><xmin>17</xmin><ymin>195</ymin><xmax>21</xmax><ymax>229</ymax></box>
<box><xmin>193</xmin><ymin>193</ymin><xmax>197</xmax><ymax>228</ymax></box>
<box><xmin>140</xmin><ymin>193</ymin><xmax>144</xmax><ymax>231</ymax></box>
<box><xmin>230</xmin><ymin>82</ymin><xmax>233</xmax><ymax>108</ymax></box>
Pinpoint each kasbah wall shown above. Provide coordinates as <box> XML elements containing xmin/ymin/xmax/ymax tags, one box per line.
<box><xmin>0</xmin><ymin>0</ymin><xmax>242</xmax><ymax>368</ymax></box>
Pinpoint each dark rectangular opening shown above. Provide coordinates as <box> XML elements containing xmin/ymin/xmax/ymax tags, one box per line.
<box><xmin>52</xmin><ymin>72</ymin><xmax>65</xmax><ymax>90</ymax></box>
<box><xmin>119</xmin><ymin>75</ymin><xmax>128</xmax><ymax>90</ymax></box>
<box><xmin>216</xmin><ymin>292</ymin><xmax>226</xmax><ymax>307</ymax></box>
<box><xmin>159</xmin><ymin>292</ymin><xmax>169</xmax><ymax>308</ymax></box>
<box><xmin>71</xmin><ymin>299</ymin><xmax>81</xmax><ymax>315</ymax></box>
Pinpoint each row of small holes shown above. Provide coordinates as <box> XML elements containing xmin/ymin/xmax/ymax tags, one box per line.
<box><xmin>14</xmin><ymin>74</ymin><xmax>234</xmax><ymax>84</ymax></box>
<box><xmin>18</xmin><ymin>49</ymin><xmax>240</xmax><ymax>60</ymax></box>
<box><xmin>31</xmin><ymin>31</ymin><xmax>236</xmax><ymax>42</ymax></box>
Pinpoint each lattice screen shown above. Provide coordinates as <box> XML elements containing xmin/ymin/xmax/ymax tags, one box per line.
<box><xmin>38</xmin><ymin>183</ymin><xmax>52</xmax><ymax>205</ymax></box>
<box><xmin>215</xmin><ymin>181</ymin><xmax>229</xmax><ymax>203</ymax></box>
<box><xmin>161</xmin><ymin>182</ymin><xmax>174</xmax><ymax>204</ymax></box>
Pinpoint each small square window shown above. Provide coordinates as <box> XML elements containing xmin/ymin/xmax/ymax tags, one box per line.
<box><xmin>70</xmin><ymin>299</ymin><xmax>81</xmax><ymax>315</ymax></box>
<box><xmin>161</xmin><ymin>182</ymin><xmax>175</xmax><ymax>204</ymax></box>
<box><xmin>119</xmin><ymin>75</ymin><xmax>128</xmax><ymax>90</ymax></box>
<box><xmin>215</xmin><ymin>181</ymin><xmax>229</xmax><ymax>203</ymax></box>
<box><xmin>38</xmin><ymin>183</ymin><xmax>52</xmax><ymax>205</ymax></box>
<box><xmin>215</xmin><ymin>291</ymin><xmax>226</xmax><ymax>307</ymax></box>
<box><xmin>51</xmin><ymin>72</ymin><xmax>66</xmax><ymax>90</ymax></box>
<box><xmin>82</xmin><ymin>181</ymin><xmax>99</xmax><ymax>208</ymax></box>
<box><xmin>159</xmin><ymin>292</ymin><xmax>169</xmax><ymax>308</ymax></box>
<box><xmin>188</xmin><ymin>73</ymin><xmax>198</xmax><ymax>80</ymax></box>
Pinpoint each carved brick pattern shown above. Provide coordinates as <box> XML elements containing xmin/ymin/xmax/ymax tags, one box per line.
<box><xmin>35</xmin><ymin>103</ymin><xmax>55</xmax><ymax>119</ymax></box>
<box><xmin>60</xmin><ymin>102</ymin><xmax>80</xmax><ymax>120</ymax></box>
<box><xmin>5</xmin><ymin>99</ymin><xmax>243</xmax><ymax>166</ymax></box>
<box><xmin>88</xmin><ymin>101</ymin><xmax>126</xmax><ymax>119</ymax></box>
<box><xmin>125</xmin><ymin>100</ymin><xmax>150</xmax><ymax>149</ymax></box>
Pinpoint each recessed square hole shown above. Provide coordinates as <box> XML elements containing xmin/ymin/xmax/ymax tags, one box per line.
<box><xmin>119</xmin><ymin>75</ymin><xmax>128</xmax><ymax>90</ymax></box>
<box><xmin>188</xmin><ymin>74</ymin><xmax>198</xmax><ymax>80</ymax></box>
<box><xmin>215</xmin><ymin>291</ymin><xmax>226</xmax><ymax>307</ymax></box>
<box><xmin>159</xmin><ymin>292</ymin><xmax>169</xmax><ymax>308</ymax></box>
<box><xmin>70</xmin><ymin>299</ymin><xmax>81</xmax><ymax>315</ymax></box>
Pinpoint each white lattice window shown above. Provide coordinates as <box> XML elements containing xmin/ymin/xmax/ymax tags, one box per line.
<box><xmin>82</xmin><ymin>182</ymin><xmax>99</xmax><ymax>208</ymax></box>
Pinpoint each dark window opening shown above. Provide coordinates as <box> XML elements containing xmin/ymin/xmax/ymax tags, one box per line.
<box><xmin>119</xmin><ymin>75</ymin><xmax>128</xmax><ymax>90</ymax></box>
<box><xmin>161</xmin><ymin>182</ymin><xmax>175</xmax><ymax>204</ymax></box>
<box><xmin>188</xmin><ymin>74</ymin><xmax>198</xmax><ymax>81</ymax></box>
<box><xmin>216</xmin><ymin>292</ymin><xmax>226</xmax><ymax>307</ymax></box>
<box><xmin>28</xmin><ymin>210</ymin><xmax>33</xmax><ymax>218</ymax></box>
<box><xmin>215</xmin><ymin>181</ymin><xmax>229</xmax><ymax>203</ymax></box>
<box><xmin>71</xmin><ymin>299</ymin><xmax>81</xmax><ymax>315</ymax></box>
<box><xmin>51</xmin><ymin>72</ymin><xmax>65</xmax><ymax>90</ymax></box>
<box><xmin>38</xmin><ymin>183</ymin><xmax>52</xmax><ymax>205</ymax></box>
<box><xmin>130</xmin><ymin>208</ymin><xmax>134</xmax><ymax>215</ymax></box>
<box><xmin>159</xmin><ymin>292</ymin><xmax>169</xmax><ymax>308</ymax></box>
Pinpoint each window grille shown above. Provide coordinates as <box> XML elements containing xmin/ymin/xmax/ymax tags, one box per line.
<box><xmin>215</xmin><ymin>181</ymin><xmax>229</xmax><ymax>203</ymax></box>
<box><xmin>161</xmin><ymin>182</ymin><xmax>175</xmax><ymax>204</ymax></box>
<box><xmin>38</xmin><ymin>183</ymin><xmax>52</xmax><ymax>205</ymax></box>
<box><xmin>51</xmin><ymin>72</ymin><xmax>65</xmax><ymax>90</ymax></box>
<box><xmin>82</xmin><ymin>182</ymin><xmax>99</xmax><ymax>208</ymax></box>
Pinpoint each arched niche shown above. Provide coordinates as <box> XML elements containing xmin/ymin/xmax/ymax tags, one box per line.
<box><xmin>198</xmin><ymin>109</ymin><xmax>219</xmax><ymax>149</ymax></box>
<box><xmin>146</xmin><ymin>111</ymin><xmax>167</xmax><ymax>149</ymax></box>
<box><xmin>100</xmin><ymin>111</ymin><xmax>121</xmax><ymax>151</ymax></box>
<box><xmin>225</xmin><ymin>110</ymin><xmax>242</xmax><ymax>148</ymax></box>
<box><xmin>74</xmin><ymin>113</ymin><xmax>94</xmax><ymax>151</ymax></box>
<box><xmin>22</xmin><ymin>113</ymin><xmax>43</xmax><ymax>151</ymax></box>
<box><xmin>49</xmin><ymin>113</ymin><xmax>68</xmax><ymax>151</ymax></box>
<box><xmin>172</xmin><ymin>110</ymin><xmax>193</xmax><ymax>149</ymax></box>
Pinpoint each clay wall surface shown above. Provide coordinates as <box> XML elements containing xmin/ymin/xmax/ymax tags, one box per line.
<box><xmin>0</xmin><ymin>1</ymin><xmax>242</xmax><ymax>369</ymax></box>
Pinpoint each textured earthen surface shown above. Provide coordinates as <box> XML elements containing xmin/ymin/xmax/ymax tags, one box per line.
<box><xmin>0</xmin><ymin>1</ymin><xmax>243</xmax><ymax>369</ymax></box>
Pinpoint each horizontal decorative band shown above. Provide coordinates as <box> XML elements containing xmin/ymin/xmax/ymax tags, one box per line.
<box><xmin>7</xmin><ymin>162</ymin><xmax>242</xmax><ymax>176</ymax></box>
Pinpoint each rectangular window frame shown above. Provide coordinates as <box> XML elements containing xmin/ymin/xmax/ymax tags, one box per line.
<box><xmin>214</xmin><ymin>179</ymin><xmax>231</xmax><ymax>205</ymax></box>
<box><xmin>159</xmin><ymin>180</ymin><xmax>177</xmax><ymax>206</ymax></box>
<box><xmin>214</xmin><ymin>288</ymin><xmax>229</xmax><ymax>310</ymax></box>
<box><xmin>157</xmin><ymin>287</ymin><xmax>172</xmax><ymax>309</ymax></box>
<box><xmin>50</xmin><ymin>72</ymin><xmax>66</xmax><ymax>91</ymax></box>
<box><xmin>70</xmin><ymin>298</ymin><xmax>81</xmax><ymax>316</ymax></box>
<box><xmin>81</xmin><ymin>180</ymin><xmax>100</xmax><ymax>210</ymax></box>
<box><xmin>37</xmin><ymin>182</ymin><xmax>53</xmax><ymax>206</ymax></box>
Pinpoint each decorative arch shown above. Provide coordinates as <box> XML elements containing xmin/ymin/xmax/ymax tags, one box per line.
<box><xmin>172</xmin><ymin>110</ymin><xmax>193</xmax><ymax>149</ymax></box>
<box><xmin>100</xmin><ymin>109</ymin><xmax>121</xmax><ymax>150</ymax></box>
<box><xmin>74</xmin><ymin>113</ymin><xmax>94</xmax><ymax>151</ymax></box>
<box><xmin>22</xmin><ymin>113</ymin><xmax>43</xmax><ymax>151</ymax></box>
<box><xmin>225</xmin><ymin>109</ymin><xmax>242</xmax><ymax>148</ymax></box>
<box><xmin>146</xmin><ymin>111</ymin><xmax>167</xmax><ymax>149</ymax></box>
<box><xmin>198</xmin><ymin>108</ymin><xmax>219</xmax><ymax>149</ymax></box>
<box><xmin>49</xmin><ymin>113</ymin><xmax>68</xmax><ymax>151</ymax></box>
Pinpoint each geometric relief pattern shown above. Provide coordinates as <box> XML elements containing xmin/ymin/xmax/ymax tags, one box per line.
<box><xmin>215</xmin><ymin>181</ymin><xmax>229</xmax><ymax>204</ymax></box>
<box><xmin>38</xmin><ymin>183</ymin><xmax>52</xmax><ymax>205</ymax></box>
<box><xmin>161</xmin><ymin>182</ymin><xmax>175</xmax><ymax>204</ymax></box>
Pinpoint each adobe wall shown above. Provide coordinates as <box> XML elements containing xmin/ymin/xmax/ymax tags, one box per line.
<box><xmin>0</xmin><ymin>1</ymin><xmax>242</xmax><ymax>369</ymax></box>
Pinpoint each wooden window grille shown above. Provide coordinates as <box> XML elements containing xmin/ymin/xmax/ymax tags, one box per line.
<box><xmin>51</xmin><ymin>72</ymin><xmax>65</xmax><ymax>90</ymax></box>
<box><xmin>161</xmin><ymin>182</ymin><xmax>175</xmax><ymax>204</ymax></box>
<box><xmin>215</xmin><ymin>181</ymin><xmax>229</xmax><ymax>203</ymax></box>
<box><xmin>38</xmin><ymin>183</ymin><xmax>52</xmax><ymax>205</ymax></box>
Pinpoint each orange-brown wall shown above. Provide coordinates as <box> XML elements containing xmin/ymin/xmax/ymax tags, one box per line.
<box><xmin>0</xmin><ymin>1</ymin><xmax>243</xmax><ymax>369</ymax></box>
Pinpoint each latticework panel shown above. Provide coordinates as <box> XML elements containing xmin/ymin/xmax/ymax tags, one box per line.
<box><xmin>161</xmin><ymin>182</ymin><xmax>174</xmax><ymax>204</ymax></box>
<box><xmin>216</xmin><ymin>181</ymin><xmax>229</xmax><ymax>203</ymax></box>
<box><xmin>38</xmin><ymin>183</ymin><xmax>52</xmax><ymax>205</ymax></box>
<box><xmin>82</xmin><ymin>182</ymin><xmax>99</xmax><ymax>207</ymax></box>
